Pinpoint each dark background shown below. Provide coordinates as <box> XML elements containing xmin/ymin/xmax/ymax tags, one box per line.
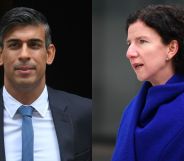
<box><xmin>0</xmin><ymin>0</ymin><xmax>91</xmax><ymax>98</ymax></box>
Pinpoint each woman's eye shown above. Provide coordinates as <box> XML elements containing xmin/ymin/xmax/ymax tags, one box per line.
<box><xmin>127</xmin><ymin>41</ymin><xmax>131</xmax><ymax>46</ymax></box>
<box><xmin>139</xmin><ymin>39</ymin><xmax>147</xmax><ymax>44</ymax></box>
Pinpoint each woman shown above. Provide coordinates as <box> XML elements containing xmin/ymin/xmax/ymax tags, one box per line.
<box><xmin>112</xmin><ymin>4</ymin><xmax>184</xmax><ymax>161</ymax></box>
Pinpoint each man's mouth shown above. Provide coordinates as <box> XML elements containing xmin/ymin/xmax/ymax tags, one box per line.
<box><xmin>16</xmin><ymin>66</ymin><xmax>34</xmax><ymax>71</ymax></box>
<box><xmin>14</xmin><ymin>65</ymin><xmax>36</xmax><ymax>75</ymax></box>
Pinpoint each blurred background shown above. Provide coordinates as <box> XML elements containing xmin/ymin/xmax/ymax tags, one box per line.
<box><xmin>93</xmin><ymin>0</ymin><xmax>184</xmax><ymax>160</ymax></box>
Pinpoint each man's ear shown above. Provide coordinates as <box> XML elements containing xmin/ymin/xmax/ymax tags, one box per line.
<box><xmin>167</xmin><ymin>40</ymin><xmax>179</xmax><ymax>59</ymax></box>
<box><xmin>46</xmin><ymin>44</ymin><xmax>56</xmax><ymax>65</ymax></box>
<box><xmin>0</xmin><ymin>48</ymin><xmax>3</xmax><ymax>66</ymax></box>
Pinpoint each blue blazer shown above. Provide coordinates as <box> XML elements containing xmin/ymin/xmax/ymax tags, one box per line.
<box><xmin>0</xmin><ymin>86</ymin><xmax>92</xmax><ymax>161</ymax></box>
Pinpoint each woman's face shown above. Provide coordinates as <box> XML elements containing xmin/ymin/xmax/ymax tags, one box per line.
<box><xmin>126</xmin><ymin>20</ymin><xmax>177</xmax><ymax>86</ymax></box>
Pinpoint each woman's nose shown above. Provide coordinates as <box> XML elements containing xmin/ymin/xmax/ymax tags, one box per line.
<box><xmin>126</xmin><ymin>44</ymin><xmax>138</xmax><ymax>59</ymax></box>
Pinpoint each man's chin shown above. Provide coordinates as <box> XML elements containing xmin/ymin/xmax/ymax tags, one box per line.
<box><xmin>14</xmin><ymin>80</ymin><xmax>38</xmax><ymax>90</ymax></box>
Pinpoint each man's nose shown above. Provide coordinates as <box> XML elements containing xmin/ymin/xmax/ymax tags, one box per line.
<box><xmin>18</xmin><ymin>44</ymin><xmax>30</xmax><ymax>60</ymax></box>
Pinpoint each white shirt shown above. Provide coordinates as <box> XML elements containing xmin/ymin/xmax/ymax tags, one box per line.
<box><xmin>3</xmin><ymin>86</ymin><xmax>61</xmax><ymax>161</ymax></box>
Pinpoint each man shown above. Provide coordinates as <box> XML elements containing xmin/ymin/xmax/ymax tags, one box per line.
<box><xmin>0</xmin><ymin>7</ymin><xmax>91</xmax><ymax>161</ymax></box>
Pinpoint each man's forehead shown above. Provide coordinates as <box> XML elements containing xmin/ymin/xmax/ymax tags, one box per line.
<box><xmin>3</xmin><ymin>25</ymin><xmax>45</xmax><ymax>42</ymax></box>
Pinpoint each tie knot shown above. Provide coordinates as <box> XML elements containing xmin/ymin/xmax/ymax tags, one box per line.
<box><xmin>18</xmin><ymin>105</ymin><xmax>33</xmax><ymax>117</ymax></box>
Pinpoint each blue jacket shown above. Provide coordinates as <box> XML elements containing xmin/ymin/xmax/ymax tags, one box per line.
<box><xmin>111</xmin><ymin>74</ymin><xmax>184</xmax><ymax>161</ymax></box>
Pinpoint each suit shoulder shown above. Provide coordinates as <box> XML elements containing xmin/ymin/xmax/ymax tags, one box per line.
<box><xmin>47</xmin><ymin>86</ymin><xmax>92</xmax><ymax>108</ymax></box>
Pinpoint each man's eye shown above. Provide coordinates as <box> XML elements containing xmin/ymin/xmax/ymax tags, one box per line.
<box><xmin>8</xmin><ymin>42</ymin><xmax>20</xmax><ymax>49</ymax></box>
<box><xmin>28</xmin><ymin>41</ymin><xmax>42</xmax><ymax>49</ymax></box>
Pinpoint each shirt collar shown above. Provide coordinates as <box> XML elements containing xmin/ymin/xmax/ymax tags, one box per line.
<box><xmin>3</xmin><ymin>85</ymin><xmax>49</xmax><ymax>118</ymax></box>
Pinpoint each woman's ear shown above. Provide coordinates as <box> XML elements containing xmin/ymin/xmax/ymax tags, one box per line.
<box><xmin>167</xmin><ymin>40</ymin><xmax>179</xmax><ymax>59</ymax></box>
<box><xmin>46</xmin><ymin>44</ymin><xmax>56</xmax><ymax>65</ymax></box>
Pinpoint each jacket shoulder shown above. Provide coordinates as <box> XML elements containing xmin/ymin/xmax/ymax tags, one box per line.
<box><xmin>47</xmin><ymin>86</ymin><xmax>91</xmax><ymax>111</ymax></box>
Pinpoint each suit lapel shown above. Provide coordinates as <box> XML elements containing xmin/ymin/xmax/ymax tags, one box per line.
<box><xmin>0</xmin><ymin>89</ymin><xmax>6</xmax><ymax>161</ymax></box>
<box><xmin>0</xmin><ymin>87</ymin><xmax>75</xmax><ymax>161</ymax></box>
<box><xmin>48</xmin><ymin>87</ymin><xmax>74</xmax><ymax>161</ymax></box>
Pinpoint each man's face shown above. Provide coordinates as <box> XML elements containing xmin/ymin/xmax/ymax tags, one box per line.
<box><xmin>0</xmin><ymin>24</ymin><xmax>55</xmax><ymax>91</ymax></box>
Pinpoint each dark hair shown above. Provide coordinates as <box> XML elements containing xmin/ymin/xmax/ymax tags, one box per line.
<box><xmin>0</xmin><ymin>7</ymin><xmax>52</xmax><ymax>48</ymax></box>
<box><xmin>126</xmin><ymin>4</ymin><xmax>184</xmax><ymax>74</ymax></box>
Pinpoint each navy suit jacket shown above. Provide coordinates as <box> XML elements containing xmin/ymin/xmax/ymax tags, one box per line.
<box><xmin>0</xmin><ymin>86</ymin><xmax>92</xmax><ymax>161</ymax></box>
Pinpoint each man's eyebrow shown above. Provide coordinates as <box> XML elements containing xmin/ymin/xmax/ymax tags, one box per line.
<box><xmin>5</xmin><ymin>39</ymin><xmax>20</xmax><ymax>43</ymax></box>
<box><xmin>5</xmin><ymin>38</ymin><xmax>44</xmax><ymax>43</ymax></box>
<box><xmin>28</xmin><ymin>39</ymin><xmax>43</xmax><ymax>42</ymax></box>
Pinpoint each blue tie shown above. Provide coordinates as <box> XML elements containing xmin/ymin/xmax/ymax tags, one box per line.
<box><xmin>18</xmin><ymin>105</ymin><xmax>34</xmax><ymax>161</ymax></box>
